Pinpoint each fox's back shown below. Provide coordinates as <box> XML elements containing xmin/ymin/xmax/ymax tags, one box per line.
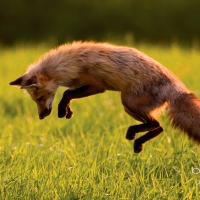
<box><xmin>30</xmin><ymin>42</ymin><xmax>188</xmax><ymax>95</ymax></box>
<box><xmin>57</xmin><ymin>42</ymin><xmax>187</xmax><ymax>93</ymax></box>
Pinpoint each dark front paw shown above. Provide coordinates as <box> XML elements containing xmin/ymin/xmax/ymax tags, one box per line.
<box><xmin>58</xmin><ymin>107</ymin><xmax>67</xmax><ymax>118</ymax></box>
<box><xmin>58</xmin><ymin>105</ymin><xmax>73</xmax><ymax>119</ymax></box>
<box><xmin>66</xmin><ymin>106</ymin><xmax>73</xmax><ymax>119</ymax></box>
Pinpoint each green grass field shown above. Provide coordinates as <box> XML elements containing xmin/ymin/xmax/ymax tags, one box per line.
<box><xmin>1</xmin><ymin>42</ymin><xmax>200</xmax><ymax>199</ymax></box>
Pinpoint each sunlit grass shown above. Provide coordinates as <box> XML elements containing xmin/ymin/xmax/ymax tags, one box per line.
<box><xmin>1</xmin><ymin>42</ymin><xmax>200</xmax><ymax>199</ymax></box>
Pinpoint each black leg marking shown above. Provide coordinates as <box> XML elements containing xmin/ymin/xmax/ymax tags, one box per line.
<box><xmin>58</xmin><ymin>85</ymin><xmax>105</xmax><ymax>119</ymax></box>
<box><xmin>126</xmin><ymin>121</ymin><xmax>160</xmax><ymax>140</ymax></box>
<box><xmin>58</xmin><ymin>86</ymin><xmax>89</xmax><ymax>118</ymax></box>
<box><xmin>134</xmin><ymin>126</ymin><xmax>163</xmax><ymax>153</ymax></box>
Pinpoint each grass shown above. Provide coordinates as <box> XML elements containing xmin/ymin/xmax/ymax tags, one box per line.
<box><xmin>1</xmin><ymin>42</ymin><xmax>200</xmax><ymax>199</ymax></box>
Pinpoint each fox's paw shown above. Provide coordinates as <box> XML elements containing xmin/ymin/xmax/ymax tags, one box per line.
<box><xmin>58</xmin><ymin>107</ymin><xmax>66</xmax><ymax>118</ymax></box>
<box><xmin>134</xmin><ymin>140</ymin><xmax>143</xmax><ymax>153</ymax></box>
<box><xmin>66</xmin><ymin>107</ymin><xmax>73</xmax><ymax>119</ymax></box>
<box><xmin>58</xmin><ymin>105</ymin><xmax>73</xmax><ymax>119</ymax></box>
<box><xmin>126</xmin><ymin>126</ymin><xmax>136</xmax><ymax>140</ymax></box>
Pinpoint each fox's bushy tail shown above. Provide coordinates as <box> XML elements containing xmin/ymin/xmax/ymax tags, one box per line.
<box><xmin>168</xmin><ymin>92</ymin><xmax>200</xmax><ymax>143</ymax></box>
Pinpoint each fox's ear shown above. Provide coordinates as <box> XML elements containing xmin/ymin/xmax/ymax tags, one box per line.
<box><xmin>21</xmin><ymin>76</ymin><xmax>37</xmax><ymax>89</ymax></box>
<box><xmin>10</xmin><ymin>76</ymin><xmax>37</xmax><ymax>89</ymax></box>
<box><xmin>9</xmin><ymin>76</ymin><xmax>24</xmax><ymax>87</ymax></box>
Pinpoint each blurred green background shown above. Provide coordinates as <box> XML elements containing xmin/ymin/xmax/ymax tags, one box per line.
<box><xmin>1</xmin><ymin>0</ymin><xmax>200</xmax><ymax>46</ymax></box>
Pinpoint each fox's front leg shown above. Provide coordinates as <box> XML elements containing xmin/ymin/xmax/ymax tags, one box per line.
<box><xmin>58</xmin><ymin>85</ymin><xmax>105</xmax><ymax>119</ymax></box>
<box><xmin>58</xmin><ymin>93</ymin><xmax>73</xmax><ymax>119</ymax></box>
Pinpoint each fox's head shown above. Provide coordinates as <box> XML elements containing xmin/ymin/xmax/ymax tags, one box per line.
<box><xmin>10</xmin><ymin>74</ymin><xmax>58</xmax><ymax>119</ymax></box>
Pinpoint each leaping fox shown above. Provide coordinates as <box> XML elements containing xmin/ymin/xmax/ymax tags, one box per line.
<box><xmin>10</xmin><ymin>42</ymin><xmax>200</xmax><ymax>152</ymax></box>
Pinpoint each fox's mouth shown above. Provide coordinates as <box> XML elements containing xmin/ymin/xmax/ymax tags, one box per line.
<box><xmin>39</xmin><ymin>107</ymin><xmax>52</xmax><ymax>119</ymax></box>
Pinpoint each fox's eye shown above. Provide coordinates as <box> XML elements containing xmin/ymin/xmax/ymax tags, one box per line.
<box><xmin>36</xmin><ymin>97</ymin><xmax>43</xmax><ymax>102</ymax></box>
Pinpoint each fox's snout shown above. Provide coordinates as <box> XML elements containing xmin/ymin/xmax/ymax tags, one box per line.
<box><xmin>39</xmin><ymin>107</ymin><xmax>52</xmax><ymax>120</ymax></box>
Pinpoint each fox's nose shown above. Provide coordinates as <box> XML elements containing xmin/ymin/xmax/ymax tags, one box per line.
<box><xmin>39</xmin><ymin>107</ymin><xmax>52</xmax><ymax>119</ymax></box>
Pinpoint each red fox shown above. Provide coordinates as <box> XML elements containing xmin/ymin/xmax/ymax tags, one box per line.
<box><xmin>10</xmin><ymin>42</ymin><xmax>200</xmax><ymax>153</ymax></box>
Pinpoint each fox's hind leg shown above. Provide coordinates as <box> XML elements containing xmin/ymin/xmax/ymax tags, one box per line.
<box><xmin>134</xmin><ymin>127</ymin><xmax>163</xmax><ymax>153</ymax></box>
<box><xmin>124</xmin><ymin>106</ymin><xmax>160</xmax><ymax>140</ymax></box>
<box><xmin>121</xmin><ymin>93</ymin><xmax>164</xmax><ymax>153</ymax></box>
